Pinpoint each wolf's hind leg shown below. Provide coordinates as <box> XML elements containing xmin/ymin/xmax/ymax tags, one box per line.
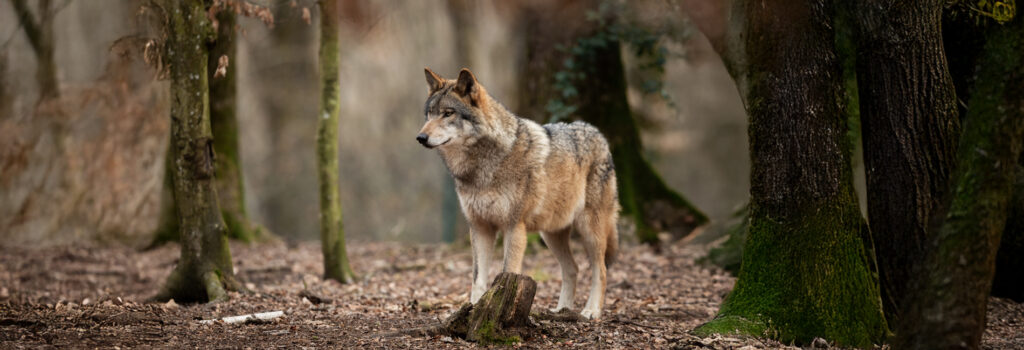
<box><xmin>501</xmin><ymin>222</ymin><xmax>528</xmax><ymax>274</ymax></box>
<box><xmin>541</xmin><ymin>228</ymin><xmax>577</xmax><ymax>312</ymax></box>
<box><xmin>577</xmin><ymin>212</ymin><xmax>608</xmax><ymax>320</ymax></box>
<box><xmin>470</xmin><ymin>224</ymin><xmax>496</xmax><ymax>304</ymax></box>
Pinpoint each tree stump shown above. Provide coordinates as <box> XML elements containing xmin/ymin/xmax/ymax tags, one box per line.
<box><xmin>444</xmin><ymin>272</ymin><xmax>537</xmax><ymax>344</ymax></box>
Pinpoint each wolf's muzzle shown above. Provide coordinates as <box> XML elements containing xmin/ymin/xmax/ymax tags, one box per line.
<box><xmin>416</xmin><ymin>133</ymin><xmax>430</xmax><ymax>146</ymax></box>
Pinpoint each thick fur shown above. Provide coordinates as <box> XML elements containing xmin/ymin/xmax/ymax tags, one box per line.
<box><xmin>418</xmin><ymin>68</ymin><xmax>619</xmax><ymax>319</ymax></box>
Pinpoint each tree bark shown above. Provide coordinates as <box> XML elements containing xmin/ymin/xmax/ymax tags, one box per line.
<box><xmin>317</xmin><ymin>0</ymin><xmax>356</xmax><ymax>284</ymax></box>
<box><xmin>896</xmin><ymin>14</ymin><xmax>1024</xmax><ymax>349</ymax></box>
<box><xmin>852</xmin><ymin>0</ymin><xmax>961</xmax><ymax>324</ymax></box>
<box><xmin>10</xmin><ymin>0</ymin><xmax>59</xmax><ymax>101</ymax></box>
<box><xmin>153</xmin><ymin>0</ymin><xmax>241</xmax><ymax>303</ymax></box>
<box><xmin>693</xmin><ymin>0</ymin><xmax>888</xmax><ymax>346</ymax></box>
<box><xmin>150</xmin><ymin>3</ymin><xmax>267</xmax><ymax>247</ymax></box>
<box><xmin>444</xmin><ymin>272</ymin><xmax>536</xmax><ymax>345</ymax></box>
<box><xmin>208</xmin><ymin>7</ymin><xmax>265</xmax><ymax>243</ymax></box>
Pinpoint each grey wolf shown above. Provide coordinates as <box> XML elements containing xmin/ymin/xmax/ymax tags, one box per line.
<box><xmin>417</xmin><ymin>68</ymin><xmax>619</xmax><ymax>319</ymax></box>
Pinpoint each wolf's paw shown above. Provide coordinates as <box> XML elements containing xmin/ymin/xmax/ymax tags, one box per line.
<box><xmin>549</xmin><ymin>306</ymin><xmax>570</xmax><ymax>314</ymax></box>
<box><xmin>580</xmin><ymin>308</ymin><xmax>601</xmax><ymax>320</ymax></box>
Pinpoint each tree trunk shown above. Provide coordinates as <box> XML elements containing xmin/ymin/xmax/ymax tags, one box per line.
<box><xmin>444</xmin><ymin>272</ymin><xmax>536</xmax><ymax>345</ymax></box>
<box><xmin>441</xmin><ymin>0</ymin><xmax>474</xmax><ymax>244</ymax></box>
<box><xmin>153</xmin><ymin>0</ymin><xmax>241</xmax><ymax>303</ymax></box>
<box><xmin>317</xmin><ymin>0</ymin><xmax>356</xmax><ymax>284</ymax></box>
<box><xmin>574</xmin><ymin>41</ymin><xmax>708</xmax><ymax>246</ymax></box>
<box><xmin>896</xmin><ymin>14</ymin><xmax>1024</xmax><ymax>349</ymax></box>
<box><xmin>10</xmin><ymin>0</ymin><xmax>59</xmax><ymax>101</ymax></box>
<box><xmin>149</xmin><ymin>3</ymin><xmax>266</xmax><ymax>247</ymax></box>
<box><xmin>148</xmin><ymin>142</ymin><xmax>180</xmax><ymax>249</ymax></box>
<box><xmin>208</xmin><ymin>7</ymin><xmax>265</xmax><ymax>243</ymax></box>
<box><xmin>852</xmin><ymin>0</ymin><xmax>961</xmax><ymax>324</ymax></box>
<box><xmin>693</xmin><ymin>0</ymin><xmax>888</xmax><ymax>346</ymax></box>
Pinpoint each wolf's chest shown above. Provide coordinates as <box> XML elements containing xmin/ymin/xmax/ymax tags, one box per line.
<box><xmin>458</xmin><ymin>187</ymin><xmax>520</xmax><ymax>225</ymax></box>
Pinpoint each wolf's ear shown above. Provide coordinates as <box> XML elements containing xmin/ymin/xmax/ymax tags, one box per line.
<box><xmin>424</xmin><ymin>68</ymin><xmax>444</xmax><ymax>94</ymax></box>
<box><xmin>454</xmin><ymin>68</ymin><xmax>482</xmax><ymax>106</ymax></box>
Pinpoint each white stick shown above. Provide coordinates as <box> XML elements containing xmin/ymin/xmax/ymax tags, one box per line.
<box><xmin>200</xmin><ymin>311</ymin><xmax>284</xmax><ymax>325</ymax></box>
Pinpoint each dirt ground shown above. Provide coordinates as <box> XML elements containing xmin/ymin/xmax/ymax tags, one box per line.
<box><xmin>0</xmin><ymin>240</ymin><xmax>1021</xmax><ymax>349</ymax></box>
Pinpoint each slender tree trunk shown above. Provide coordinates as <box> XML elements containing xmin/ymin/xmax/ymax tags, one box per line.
<box><xmin>442</xmin><ymin>0</ymin><xmax>474</xmax><ymax>244</ymax></box>
<box><xmin>208</xmin><ymin>7</ymin><xmax>264</xmax><ymax>243</ymax></box>
<box><xmin>153</xmin><ymin>0</ymin><xmax>241</xmax><ymax>303</ymax></box>
<box><xmin>693</xmin><ymin>0</ymin><xmax>887</xmax><ymax>346</ymax></box>
<box><xmin>10</xmin><ymin>0</ymin><xmax>59</xmax><ymax>101</ymax></box>
<box><xmin>573</xmin><ymin>41</ymin><xmax>708</xmax><ymax>245</ymax></box>
<box><xmin>0</xmin><ymin>51</ymin><xmax>12</xmax><ymax>120</ymax></box>
<box><xmin>896</xmin><ymin>15</ymin><xmax>1024</xmax><ymax>349</ymax></box>
<box><xmin>317</xmin><ymin>0</ymin><xmax>356</xmax><ymax>284</ymax></box>
<box><xmin>852</xmin><ymin>0</ymin><xmax>961</xmax><ymax>324</ymax></box>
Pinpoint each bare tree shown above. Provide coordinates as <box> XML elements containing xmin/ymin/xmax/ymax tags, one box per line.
<box><xmin>317</xmin><ymin>0</ymin><xmax>356</xmax><ymax>284</ymax></box>
<box><xmin>10</xmin><ymin>0</ymin><xmax>59</xmax><ymax>101</ymax></box>
<box><xmin>153</xmin><ymin>0</ymin><xmax>242</xmax><ymax>302</ymax></box>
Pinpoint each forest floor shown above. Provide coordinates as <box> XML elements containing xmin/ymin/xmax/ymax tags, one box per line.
<box><xmin>0</xmin><ymin>240</ymin><xmax>1021</xmax><ymax>349</ymax></box>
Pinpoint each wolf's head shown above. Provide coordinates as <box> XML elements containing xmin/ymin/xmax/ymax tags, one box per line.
<box><xmin>416</xmin><ymin>68</ymin><xmax>492</xmax><ymax>149</ymax></box>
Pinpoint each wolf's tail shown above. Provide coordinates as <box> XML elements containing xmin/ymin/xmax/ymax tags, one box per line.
<box><xmin>605</xmin><ymin>204</ymin><xmax>620</xmax><ymax>268</ymax></box>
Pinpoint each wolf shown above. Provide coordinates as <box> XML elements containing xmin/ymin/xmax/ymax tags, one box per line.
<box><xmin>416</xmin><ymin>68</ymin><xmax>619</xmax><ymax>320</ymax></box>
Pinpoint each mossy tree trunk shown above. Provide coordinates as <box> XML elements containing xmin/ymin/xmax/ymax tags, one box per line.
<box><xmin>153</xmin><ymin>0</ymin><xmax>241</xmax><ymax>303</ymax></box>
<box><xmin>316</xmin><ymin>0</ymin><xmax>356</xmax><ymax>284</ymax></box>
<box><xmin>692</xmin><ymin>0</ymin><xmax>888</xmax><ymax>346</ymax></box>
<box><xmin>896</xmin><ymin>14</ymin><xmax>1024</xmax><ymax>348</ymax></box>
<box><xmin>573</xmin><ymin>41</ymin><xmax>708</xmax><ymax>246</ymax></box>
<box><xmin>150</xmin><ymin>3</ymin><xmax>266</xmax><ymax>247</ymax></box>
<box><xmin>444</xmin><ymin>272</ymin><xmax>536</xmax><ymax>345</ymax></box>
<box><xmin>10</xmin><ymin>0</ymin><xmax>59</xmax><ymax>101</ymax></box>
<box><xmin>851</xmin><ymin>0</ymin><xmax>961</xmax><ymax>324</ymax></box>
<box><xmin>208</xmin><ymin>7</ymin><xmax>265</xmax><ymax>243</ymax></box>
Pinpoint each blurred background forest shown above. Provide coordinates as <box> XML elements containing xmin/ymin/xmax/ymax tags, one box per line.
<box><xmin>0</xmin><ymin>0</ymin><xmax>747</xmax><ymax>247</ymax></box>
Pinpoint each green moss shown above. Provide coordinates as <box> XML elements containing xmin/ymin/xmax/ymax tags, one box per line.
<box><xmin>707</xmin><ymin>193</ymin><xmax>887</xmax><ymax>348</ymax></box>
<box><xmin>473</xmin><ymin>320</ymin><xmax>522</xmax><ymax>346</ymax></box>
<box><xmin>692</xmin><ymin>315</ymin><xmax>768</xmax><ymax>338</ymax></box>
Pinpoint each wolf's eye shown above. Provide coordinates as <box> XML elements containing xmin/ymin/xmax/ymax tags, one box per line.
<box><xmin>443</xmin><ymin>110</ymin><xmax>455</xmax><ymax>118</ymax></box>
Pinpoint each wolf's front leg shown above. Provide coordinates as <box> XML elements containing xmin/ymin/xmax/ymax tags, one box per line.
<box><xmin>470</xmin><ymin>224</ymin><xmax>496</xmax><ymax>304</ymax></box>
<box><xmin>501</xmin><ymin>222</ymin><xmax>528</xmax><ymax>274</ymax></box>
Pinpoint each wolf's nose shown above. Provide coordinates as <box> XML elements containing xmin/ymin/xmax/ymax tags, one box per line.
<box><xmin>416</xmin><ymin>133</ymin><xmax>429</xmax><ymax>145</ymax></box>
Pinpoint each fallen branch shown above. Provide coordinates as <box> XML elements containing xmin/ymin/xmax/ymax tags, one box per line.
<box><xmin>199</xmin><ymin>311</ymin><xmax>283</xmax><ymax>325</ymax></box>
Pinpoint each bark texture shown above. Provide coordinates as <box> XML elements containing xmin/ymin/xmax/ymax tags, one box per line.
<box><xmin>153</xmin><ymin>0</ymin><xmax>241</xmax><ymax>303</ymax></box>
<box><xmin>694</xmin><ymin>0</ymin><xmax>887</xmax><ymax>346</ymax></box>
<box><xmin>897</xmin><ymin>14</ymin><xmax>1024</xmax><ymax>349</ymax></box>
<box><xmin>852</xmin><ymin>0</ymin><xmax>961</xmax><ymax>324</ymax></box>
<box><xmin>208</xmin><ymin>7</ymin><xmax>264</xmax><ymax>243</ymax></box>
<box><xmin>444</xmin><ymin>272</ymin><xmax>536</xmax><ymax>345</ymax></box>
<box><xmin>317</xmin><ymin>0</ymin><xmax>356</xmax><ymax>284</ymax></box>
<box><xmin>10</xmin><ymin>0</ymin><xmax>59</xmax><ymax>101</ymax></box>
